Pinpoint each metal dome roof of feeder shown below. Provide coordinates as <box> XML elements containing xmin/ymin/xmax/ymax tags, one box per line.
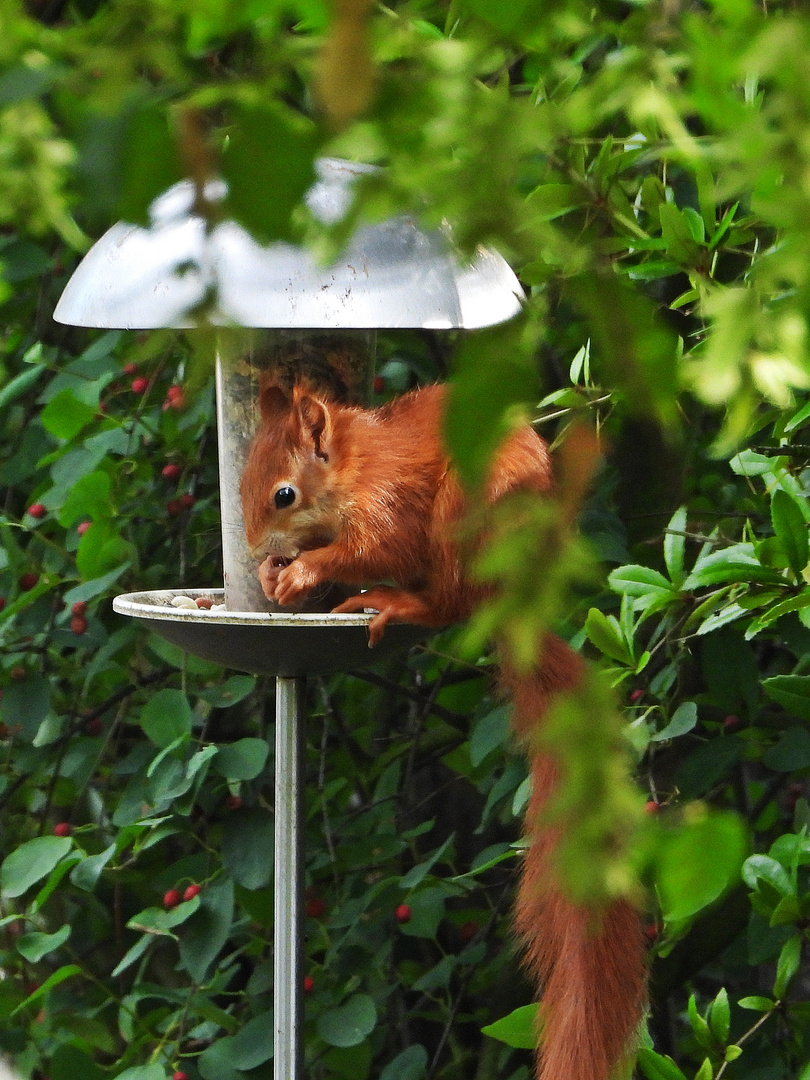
<box><xmin>53</xmin><ymin>158</ymin><xmax>524</xmax><ymax>331</ymax></box>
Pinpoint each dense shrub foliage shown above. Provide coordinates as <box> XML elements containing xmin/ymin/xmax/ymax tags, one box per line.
<box><xmin>5</xmin><ymin>2</ymin><xmax>810</xmax><ymax>1079</ymax></box>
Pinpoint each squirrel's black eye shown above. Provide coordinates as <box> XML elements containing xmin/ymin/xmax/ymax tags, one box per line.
<box><xmin>274</xmin><ymin>486</ymin><xmax>297</xmax><ymax>510</ymax></box>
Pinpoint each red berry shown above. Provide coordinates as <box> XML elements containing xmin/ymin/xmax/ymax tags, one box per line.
<box><xmin>85</xmin><ymin>717</ymin><xmax>104</xmax><ymax>736</ymax></box>
<box><xmin>0</xmin><ymin>597</ymin><xmax>5</xmax><ymax>612</ymax></box>
<box><xmin>10</xmin><ymin>666</ymin><xmax>26</xmax><ymax>681</ymax></box>
<box><xmin>19</xmin><ymin>573</ymin><xmax>39</xmax><ymax>591</ymax></box>
<box><xmin>629</xmin><ymin>689</ymin><xmax>644</xmax><ymax>704</ymax></box>
<box><xmin>71</xmin><ymin>600</ymin><xmax>88</xmax><ymax>617</ymax></box>
<box><xmin>53</xmin><ymin>822</ymin><xmax>72</xmax><ymax>837</ymax></box>
<box><xmin>163</xmin><ymin>390</ymin><xmax>186</xmax><ymax>411</ymax></box>
<box><xmin>77</xmin><ymin>521</ymin><xmax>92</xmax><ymax>536</ymax></box>
<box><xmin>723</xmin><ymin>714</ymin><xmax>741</xmax><ymax>731</ymax></box>
<box><xmin>226</xmin><ymin>794</ymin><xmax>242</xmax><ymax>810</ymax></box>
<box><xmin>70</xmin><ymin>614</ymin><xmax>88</xmax><ymax>635</ymax></box>
<box><xmin>123</xmin><ymin>362</ymin><xmax>138</xmax><ymax>375</ymax></box>
<box><xmin>179</xmin><ymin>493</ymin><xmax>196</xmax><ymax>509</ymax></box>
<box><xmin>162</xmin><ymin>463</ymin><xmax>181</xmax><ymax>480</ymax></box>
<box><xmin>172</xmin><ymin>1072</ymin><xmax>188</xmax><ymax>1080</ymax></box>
<box><xmin>27</xmin><ymin>503</ymin><xmax>46</xmax><ymax>518</ymax></box>
<box><xmin>644</xmin><ymin>800</ymin><xmax>659</xmax><ymax>814</ymax></box>
<box><xmin>305</xmin><ymin>896</ymin><xmax>327</xmax><ymax>919</ymax></box>
<box><xmin>645</xmin><ymin>922</ymin><xmax>659</xmax><ymax>942</ymax></box>
<box><xmin>373</xmin><ymin>375</ymin><xmax>385</xmax><ymax>393</ymax></box>
<box><xmin>303</xmin><ymin>975</ymin><xmax>314</xmax><ymax>993</ymax></box>
<box><xmin>395</xmin><ymin>903</ymin><xmax>412</xmax><ymax>924</ymax></box>
<box><xmin>163</xmin><ymin>889</ymin><xmax>181</xmax><ymax>910</ymax></box>
<box><xmin>183</xmin><ymin>883</ymin><xmax>201</xmax><ymax>902</ymax></box>
<box><xmin>459</xmin><ymin>920</ymin><xmax>479</xmax><ymax>941</ymax></box>
<box><xmin>131</xmin><ymin>377</ymin><xmax>149</xmax><ymax>394</ymax></box>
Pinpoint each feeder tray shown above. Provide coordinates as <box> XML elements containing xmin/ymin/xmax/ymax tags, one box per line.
<box><xmin>113</xmin><ymin>590</ymin><xmax>429</xmax><ymax>676</ymax></box>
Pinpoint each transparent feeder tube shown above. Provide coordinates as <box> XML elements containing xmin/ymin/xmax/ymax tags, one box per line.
<box><xmin>214</xmin><ymin>329</ymin><xmax>375</xmax><ymax>612</ymax></box>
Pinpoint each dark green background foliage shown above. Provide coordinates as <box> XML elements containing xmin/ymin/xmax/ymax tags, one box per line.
<box><xmin>5</xmin><ymin>1</ymin><xmax>810</xmax><ymax>1079</ymax></box>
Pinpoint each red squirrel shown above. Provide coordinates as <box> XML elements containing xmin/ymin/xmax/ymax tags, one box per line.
<box><xmin>240</xmin><ymin>379</ymin><xmax>646</xmax><ymax>1080</ymax></box>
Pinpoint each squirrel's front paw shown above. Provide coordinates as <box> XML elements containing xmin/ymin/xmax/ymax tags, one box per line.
<box><xmin>274</xmin><ymin>559</ymin><xmax>319</xmax><ymax>607</ymax></box>
<box><xmin>258</xmin><ymin>557</ymin><xmax>288</xmax><ymax>600</ymax></box>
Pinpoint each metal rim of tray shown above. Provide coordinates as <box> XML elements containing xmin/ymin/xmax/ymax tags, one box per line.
<box><xmin>112</xmin><ymin>588</ymin><xmax>428</xmax><ymax>676</ymax></box>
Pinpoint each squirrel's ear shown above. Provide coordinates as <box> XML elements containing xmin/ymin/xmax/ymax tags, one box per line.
<box><xmin>297</xmin><ymin>395</ymin><xmax>332</xmax><ymax>462</ymax></box>
<box><xmin>257</xmin><ymin>379</ymin><xmax>292</xmax><ymax>424</ymax></box>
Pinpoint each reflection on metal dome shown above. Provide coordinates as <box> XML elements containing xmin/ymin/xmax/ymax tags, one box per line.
<box><xmin>53</xmin><ymin>158</ymin><xmax>523</xmax><ymax>331</ymax></box>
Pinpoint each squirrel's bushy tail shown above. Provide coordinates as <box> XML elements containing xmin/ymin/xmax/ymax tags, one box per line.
<box><xmin>503</xmin><ymin>635</ymin><xmax>647</xmax><ymax>1080</ymax></box>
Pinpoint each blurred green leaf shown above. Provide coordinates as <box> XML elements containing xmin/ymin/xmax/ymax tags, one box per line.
<box><xmin>222</xmin><ymin>101</ymin><xmax>320</xmax><ymax>244</ymax></box>
<box><xmin>657</xmin><ymin>810</ymin><xmax>748</xmax><ymax>922</ymax></box>
<box><xmin>481</xmin><ymin>1003</ymin><xmax>538</xmax><ymax>1049</ymax></box>
<box><xmin>317</xmin><ymin>994</ymin><xmax>377</xmax><ymax>1048</ymax></box>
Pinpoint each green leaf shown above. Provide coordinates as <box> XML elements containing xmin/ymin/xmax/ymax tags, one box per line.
<box><xmin>115</xmin><ymin>1065</ymin><xmax>167</xmax><ymax>1080</ymax></box>
<box><xmin>179</xmin><ymin>876</ymin><xmax>235</xmax><ymax>983</ymax></box>
<box><xmin>763</xmin><ymin>676</ymin><xmax>810</xmax><ymax>722</ymax></box>
<box><xmin>214</xmin><ymin>738</ymin><xmax>269</xmax><ymax>781</ymax></box>
<box><xmin>585</xmin><ymin>608</ymin><xmax>634</xmax><ymax>665</ymax></box>
<box><xmin>76</xmin><ymin>519</ymin><xmax>133</xmax><ymax>579</ymax></box>
<box><xmin>197</xmin><ymin>675</ymin><xmax>256</xmax><ymax>708</ymax></box>
<box><xmin>526</xmin><ymin>183</ymin><xmax>584</xmax><ymax>221</ymax></box>
<box><xmin>708</xmin><ymin>987</ymin><xmax>731</xmax><ymax>1045</ymax></box>
<box><xmin>657</xmin><ymin>809</ymin><xmax>748</xmax><ymax>922</ymax></box>
<box><xmin>400</xmin><ymin>835</ymin><xmax>455</xmax><ymax>889</ymax></box>
<box><xmin>1</xmin><ymin>835</ymin><xmax>73</xmax><ymax>898</ymax></box>
<box><xmin>481</xmin><ymin>1003</ymin><xmax>538</xmax><ymax>1050</ymax></box>
<box><xmin>608</xmin><ymin>565</ymin><xmax>674</xmax><ymax>597</ymax></box>
<box><xmin>469</xmin><ymin>705</ymin><xmax>510</xmax><ymax>766</ymax></box>
<box><xmin>694</xmin><ymin>1058</ymin><xmax>713</xmax><ymax>1080</ymax></box>
<box><xmin>11</xmin><ymin>964</ymin><xmax>83</xmax><ymax>1014</ymax></box>
<box><xmin>317</xmin><ymin>994</ymin><xmax>377</xmax><ymax>1048</ymax></box>
<box><xmin>117</xmin><ymin>103</ymin><xmax>183</xmax><ymax>226</ymax></box>
<box><xmin>771</xmin><ymin>488</ymin><xmax>809</xmax><ymax>576</ymax></box>
<box><xmin>57</xmin><ymin>469</ymin><xmax>113</xmax><ymax>527</ymax></box>
<box><xmin>659</xmin><ymin>203</ymin><xmax>704</xmax><ymax>267</ymax></box>
<box><xmin>764</xmin><ymin>726</ymin><xmax>810</xmax><ymax>772</ymax></box>
<box><xmin>445</xmin><ymin>314</ymin><xmax>541</xmax><ymax>491</ymax></box>
<box><xmin>222</xmin><ymin>1011</ymin><xmax>273</xmax><ymax>1069</ymax></box>
<box><xmin>663</xmin><ymin>506</ymin><xmax>688</xmax><ymax>588</ymax></box>
<box><xmin>397</xmin><ymin>886</ymin><xmax>447</xmax><ymax>938</ymax></box>
<box><xmin>139</xmin><ymin>689</ymin><xmax>194</xmax><ymax>747</ymax></box>
<box><xmin>16</xmin><ymin>924</ymin><xmax>70</xmax><ymax>962</ymax></box>
<box><xmin>221</xmin><ymin>808</ymin><xmax>274</xmax><ymax>890</ymax></box>
<box><xmin>222</xmin><ymin>101</ymin><xmax>320</xmax><ymax>244</ymax></box>
<box><xmin>738</xmin><ymin>996</ymin><xmax>775</xmax><ymax>1011</ymax></box>
<box><xmin>40</xmin><ymin>387</ymin><xmax>98</xmax><ymax>441</ymax></box>
<box><xmin>688</xmin><ymin>993</ymin><xmax>713</xmax><ymax>1049</ymax></box>
<box><xmin>637</xmin><ymin>1048</ymin><xmax>689</xmax><ymax>1080</ymax></box>
<box><xmin>742</xmin><ymin>855</ymin><xmax>793</xmax><ymax>897</ymax></box>
<box><xmin>127</xmin><ymin>897</ymin><xmax>200</xmax><ymax>935</ymax></box>
<box><xmin>0</xmin><ymin>362</ymin><xmax>47</xmax><ymax>411</ymax></box>
<box><xmin>650</xmin><ymin>702</ymin><xmax>698</xmax><ymax>743</ymax></box>
<box><xmin>69</xmin><ymin>844</ymin><xmax>117</xmax><ymax>892</ymax></box>
<box><xmin>379</xmin><ymin>1044</ymin><xmax>429</xmax><ymax>1080</ymax></box>
<box><xmin>774</xmin><ymin>933</ymin><xmax>802</xmax><ymax>997</ymax></box>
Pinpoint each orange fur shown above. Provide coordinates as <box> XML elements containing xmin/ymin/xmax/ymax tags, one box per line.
<box><xmin>240</xmin><ymin>381</ymin><xmax>646</xmax><ymax>1080</ymax></box>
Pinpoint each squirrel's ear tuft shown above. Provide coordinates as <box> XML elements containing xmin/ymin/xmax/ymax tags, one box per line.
<box><xmin>257</xmin><ymin>378</ymin><xmax>292</xmax><ymax>424</ymax></box>
<box><xmin>297</xmin><ymin>395</ymin><xmax>332</xmax><ymax>462</ymax></box>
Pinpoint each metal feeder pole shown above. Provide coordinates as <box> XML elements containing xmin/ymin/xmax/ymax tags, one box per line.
<box><xmin>274</xmin><ymin>676</ymin><xmax>306</xmax><ymax>1080</ymax></box>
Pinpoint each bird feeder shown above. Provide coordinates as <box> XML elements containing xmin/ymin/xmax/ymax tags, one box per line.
<box><xmin>53</xmin><ymin>157</ymin><xmax>523</xmax><ymax>1080</ymax></box>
